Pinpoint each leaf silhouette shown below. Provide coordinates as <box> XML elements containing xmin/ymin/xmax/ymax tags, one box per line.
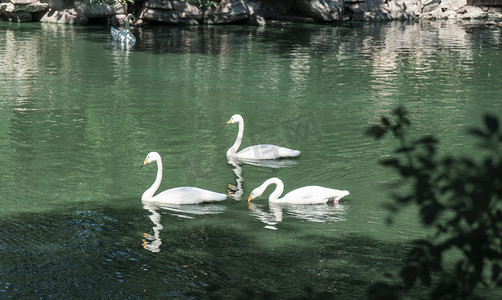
<box><xmin>485</xmin><ymin>114</ymin><xmax>499</xmax><ymax>134</ymax></box>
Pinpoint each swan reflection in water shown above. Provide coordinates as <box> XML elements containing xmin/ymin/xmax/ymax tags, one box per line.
<box><xmin>111</xmin><ymin>39</ymin><xmax>134</xmax><ymax>50</ymax></box>
<box><xmin>233</xmin><ymin>158</ymin><xmax>299</xmax><ymax>169</ymax></box>
<box><xmin>141</xmin><ymin>201</ymin><xmax>226</xmax><ymax>253</ymax></box>
<box><xmin>226</xmin><ymin>157</ymin><xmax>298</xmax><ymax>201</ymax></box>
<box><xmin>249</xmin><ymin>202</ymin><xmax>347</xmax><ymax>230</ymax></box>
<box><xmin>226</xmin><ymin>158</ymin><xmax>244</xmax><ymax>201</ymax></box>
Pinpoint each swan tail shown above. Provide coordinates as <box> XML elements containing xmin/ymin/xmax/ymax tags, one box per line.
<box><xmin>275</xmin><ymin>147</ymin><xmax>300</xmax><ymax>158</ymax></box>
<box><xmin>285</xmin><ymin>149</ymin><xmax>300</xmax><ymax>157</ymax></box>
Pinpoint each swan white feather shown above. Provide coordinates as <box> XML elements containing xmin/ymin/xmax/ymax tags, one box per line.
<box><xmin>140</xmin><ymin>152</ymin><xmax>227</xmax><ymax>204</ymax></box>
<box><xmin>226</xmin><ymin>114</ymin><xmax>300</xmax><ymax>160</ymax></box>
<box><xmin>248</xmin><ymin>177</ymin><xmax>349</xmax><ymax>204</ymax></box>
<box><xmin>110</xmin><ymin>14</ymin><xmax>136</xmax><ymax>46</ymax></box>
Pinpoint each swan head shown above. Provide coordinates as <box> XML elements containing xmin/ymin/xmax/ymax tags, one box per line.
<box><xmin>126</xmin><ymin>13</ymin><xmax>135</xmax><ymax>22</ymax></box>
<box><xmin>247</xmin><ymin>186</ymin><xmax>265</xmax><ymax>202</ymax></box>
<box><xmin>226</xmin><ymin>114</ymin><xmax>243</xmax><ymax>125</ymax></box>
<box><xmin>248</xmin><ymin>178</ymin><xmax>283</xmax><ymax>202</ymax></box>
<box><xmin>140</xmin><ymin>152</ymin><xmax>160</xmax><ymax>168</ymax></box>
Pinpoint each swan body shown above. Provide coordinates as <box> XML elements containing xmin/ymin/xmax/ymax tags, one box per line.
<box><xmin>248</xmin><ymin>177</ymin><xmax>349</xmax><ymax>205</ymax></box>
<box><xmin>111</xmin><ymin>14</ymin><xmax>136</xmax><ymax>46</ymax></box>
<box><xmin>226</xmin><ymin>114</ymin><xmax>300</xmax><ymax>160</ymax></box>
<box><xmin>140</xmin><ymin>152</ymin><xmax>227</xmax><ymax>204</ymax></box>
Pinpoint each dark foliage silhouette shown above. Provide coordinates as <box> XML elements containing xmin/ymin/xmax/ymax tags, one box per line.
<box><xmin>366</xmin><ymin>107</ymin><xmax>502</xmax><ymax>299</ymax></box>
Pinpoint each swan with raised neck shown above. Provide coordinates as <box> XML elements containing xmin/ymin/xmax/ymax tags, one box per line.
<box><xmin>140</xmin><ymin>152</ymin><xmax>227</xmax><ymax>204</ymax></box>
<box><xmin>225</xmin><ymin>114</ymin><xmax>300</xmax><ymax>160</ymax></box>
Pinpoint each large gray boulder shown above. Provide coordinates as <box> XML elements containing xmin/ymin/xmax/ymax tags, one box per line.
<box><xmin>140</xmin><ymin>0</ymin><xmax>203</xmax><ymax>24</ymax></box>
<box><xmin>457</xmin><ymin>5</ymin><xmax>489</xmax><ymax>19</ymax></box>
<box><xmin>295</xmin><ymin>0</ymin><xmax>343</xmax><ymax>22</ymax></box>
<box><xmin>74</xmin><ymin>0</ymin><xmax>126</xmax><ymax>18</ymax></box>
<box><xmin>204</xmin><ymin>0</ymin><xmax>252</xmax><ymax>24</ymax></box>
<box><xmin>421</xmin><ymin>0</ymin><xmax>441</xmax><ymax>13</ymax></box>
<box><xmin>38</xmin><ymin>7</ymin><xmax>87</xmax><ymax>24</ymax></box>
<box><xmin>387</xmin><ymin>0</ymin><xmax>419</xmax><ymax>19</ymax></box>
<box><xmin>0</xmin><ymin>0</ymin><xmax>49</xmax><ymax>22</ymax></box>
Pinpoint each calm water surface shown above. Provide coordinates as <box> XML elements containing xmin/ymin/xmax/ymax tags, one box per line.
<box><xmin>1</xmin><ymin>20</ymin><xmax>501</xmax><ymax>298</ymax></box>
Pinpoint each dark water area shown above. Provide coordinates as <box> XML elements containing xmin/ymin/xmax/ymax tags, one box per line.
<box><xmin>1</xmin><ymin>20</ymin><xmax>501</xmax><ymax>298</ymax></box>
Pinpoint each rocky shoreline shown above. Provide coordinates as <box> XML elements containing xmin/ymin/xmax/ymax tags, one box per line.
<box><xmin>1</xmin><ymin>0</ymin><xmax>501</xmax><ymax>25</ymax></box>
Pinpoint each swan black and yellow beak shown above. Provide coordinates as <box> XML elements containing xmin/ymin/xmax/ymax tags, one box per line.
<box><xmin>140</xmin><ymin>158</ymin><xmax>149</xmax><ymax>168</ymax></box>
<box><xmin>247</xmin><ymin>194</ymin><xmax>253</xmax><ymax>202</ymax></box>
<box><xmin>225</xmin><ymin>118</ymin><xmax>233</xmax><ymax>125</ymax></box>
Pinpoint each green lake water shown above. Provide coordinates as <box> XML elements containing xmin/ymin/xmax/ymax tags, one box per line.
<box><xmin>1</xmin><ymin>20</ymin><xmax>501</xmax><ymax>298</ymax></box>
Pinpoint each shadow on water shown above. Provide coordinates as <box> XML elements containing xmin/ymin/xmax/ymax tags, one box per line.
<box><xmin>0</xmin><ymin>200</ymin><xmax>425</xmax><ymax>299</ymax></box>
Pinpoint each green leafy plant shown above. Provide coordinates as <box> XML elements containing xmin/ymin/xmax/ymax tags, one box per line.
<box><xmin>366</xmin><ymin>107</ymin><xmax>502</xmax><ymax>299</ymax></box>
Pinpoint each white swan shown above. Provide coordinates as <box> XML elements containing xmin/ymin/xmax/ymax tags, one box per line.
<box><xmin>226</xmin><ymin>114</ymin><xmax>300</xmax><ymax>160</ymax></box>
<box><xmin>248</xmin><ymin>177</ymin><xmax>349</xmax><ymax>204</ymax></box>
<box><xmin>110</xmin><ymin>14</ymin><xmax>136</xmax><ymax>46</ymax></box>
<box><xmin>140</xmin><ymin>152</ymin><xmax>227</xmax><ymax>204</ymax></box>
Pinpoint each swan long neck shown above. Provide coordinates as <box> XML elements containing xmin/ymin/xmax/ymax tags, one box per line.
<box><xmin>124</xmin><ymin>16</ymin><xmax>131</xmax><ymax>32</ymax></box>
<box><xmin>142</xmin><ymin>158</ymin><xmax>163</xmax><ymax>201</ymax></box>
<box><xmin>227</xmin><ymin>119</ymin><xmax>244</xmax><ymax>156</ymax></box>
<box><xmin>263</xmin><ymin>178</ymin><xmax>284</xmax><ymax>202</ymax></box>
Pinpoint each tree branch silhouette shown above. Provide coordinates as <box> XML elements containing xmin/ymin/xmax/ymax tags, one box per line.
<box><xmin>366</xmin><ymin>107</ymin><xmax>502</xmax><ymax>299</ymax></box>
